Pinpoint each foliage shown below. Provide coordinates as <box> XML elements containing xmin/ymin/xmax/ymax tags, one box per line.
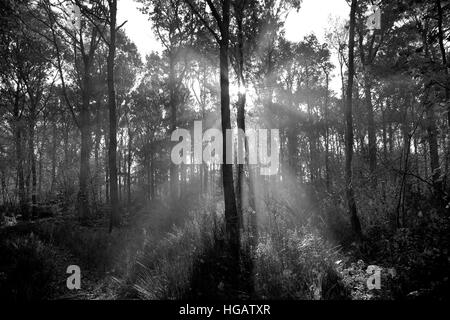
<box><xmin>0</xmin><ymin>233</ymin><xmax>57</xmax><ymax>300</ymax></box>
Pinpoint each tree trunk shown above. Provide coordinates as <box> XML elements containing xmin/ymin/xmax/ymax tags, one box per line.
<box><xmin>94</xmin><ymin>98</ymin><xmax>102</xmax><ymax>205</ymax></box>
<box><xmin>127</xmin><ymin>128</ymin><xmax>132</xmax><ymax>209</ymax></box>
<box><xmin>235</xmin><ymin>5</ymin><xmax>247</xmax><ymax>228</ymax></box>
<box><xmin>219</xmin><ymin>0</ymin><xmax>240</xmax><ymax>289</ymax></box>
<box><xmin>324</xmin><ymin>71</ymin><xmax>330</xmax><ymax>191</ymax></box>
<box><xmin>14</xmin><ymin>88</ymin><xmax>27</xmax><ymax>219</ymax></box>
<box><xmin>28</xmin><ymin>111</ymin><xmax>37</xmax><ymax>218</ymax></box>
<box><xmin>345</xmin><ymin>0</ymin><xmax>363</xmax><ymax>241</ymax></box>
<box><xmin>78</xmin><ymin>66</ymin><xmax>91</xmax><ymax>222</ymax></box>
<box><xmin>108</xmin><ymin>0</ymin><xmax>120</xmax><ymax>232</ymax></box>
<box><xmin>50</xmin><ymin>118</ymin><xmax>57</xmax><ymax>194</ymax></box>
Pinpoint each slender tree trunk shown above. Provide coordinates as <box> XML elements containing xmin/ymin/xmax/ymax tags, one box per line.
<box><xmin>324</xmin><ymin>71</ymin><xmax>330</xmax><ymax>191</ymax></box>
<box><xmin>28</xmin><ymin>111</ymin><xmax>37</xmax><ymax>218</ymax></box>
<box><xmin>219</xmin><ymin>0</ymin><xmax>240</xmax><ymax>290</ymax></box>
<box><xmin>14</xmin><ymin>89</ymin><xmax>26</xmax><ymax>219</ymax></box>
<box><xmin>79</xmin><ymin>67</ymin><xmax>91</xmax><ymax>222</ymax></box>
<box><xmin>93</xmin><ymin>99</ymin><xmax>102</xmax><ymax>205</ymax></box>
<box><xmin>345</xmin><ymin>0</ymin><xmax>363</xmax><ymax>241</ymax></box>
<box><xmin>108</xmin><ymin>0</ymin><xmax>120</xmax><ymax>232</ymax></box>
<box><xmin>63</xmin><ymin>120</ymin><xmax>69</xmax><ymax>190</ymax></box>
<box><xmin>235</xmin><ymin>5</ymin><xmax>247</xmax><ymax>228</ymax></box>
<box><xmin>50</xmin><ymin>119</ymin><xmax>57</xmax><ymax>194</ymax></box>
<box><xmin>105</xmin><ymin>129</ymin><xmax>110</xmax><ymax>204</ymax></box>
<box><xmin>127</xmin><ymin>128</ymin><xmax>132</xmax><ymax>208</ymax></box>
<box><xmin>38</xmin><ymin>119</ymin><xmax>45</xmax><ymax>202</ymax></box>
<box><xmin>382</xmin><ymin>104</ymin><xmax>388</xmax><ymax>162</ymax></box>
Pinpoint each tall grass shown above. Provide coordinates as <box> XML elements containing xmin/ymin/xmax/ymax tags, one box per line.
<box><xmin>123</xmin><ymin>197</ymin><xmax>350</xmax><ymax>300</ymax></box>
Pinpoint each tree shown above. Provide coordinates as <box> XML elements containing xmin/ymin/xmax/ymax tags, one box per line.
<box><xmin>107</xmin><ymin>0</ymin><xmax>120</xmax><ymax>231</ymax></box>
<box><xmin>184</xmin><ymin>0</ymin><xmax>240</xmax><ymax>291</ymax></box>
<box><xmin>345</xmin><ymin>0</ymin><xmax>363</xmax><ymax>241</ymax></box>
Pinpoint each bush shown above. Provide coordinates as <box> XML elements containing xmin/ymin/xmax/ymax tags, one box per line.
<box><xmin>362</xmin><ymin>208</ymin><xmax>450</xmax><ymax>299</ymax></box>
<box><xmin>0</xmin><ymin>233</ymin><xmax>57</xmax><ymax>300</ymax></box>
<box><xmin>254</xmin><ymin>228</ymin><xmax>349</xmax><ymax>300</ymax></box>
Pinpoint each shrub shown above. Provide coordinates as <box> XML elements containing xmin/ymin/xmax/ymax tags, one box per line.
<box><xmin>254</xmin><ymin>229</ymin><xmax>349</xmax><ymax>300</ymax></box>
<box><xmin>0</xmin><ymin>233</ymin><xmax>57</xmax><ymax>300</ymax></box>
<box><xmin>362</xmin><ymin>207</ymin><xmax>450</xmax><ymax>299</ymax></box>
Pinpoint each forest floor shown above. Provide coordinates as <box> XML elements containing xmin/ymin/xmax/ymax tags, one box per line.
<box><xmin>1</xmin><ymin>194</ymin><xmax>449</xmax><ymax>300</ymax></box>
<box><xmin>0</xmin><ymin>218</ymin><xmax>119</xmax><ymax>300</ymax></box>
<box><xmin>0</xmin><ymin>198</ymin><xmax>200</xmax><ymax>300</ymax></box>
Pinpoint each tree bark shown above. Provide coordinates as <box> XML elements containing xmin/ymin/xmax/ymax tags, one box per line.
<box><xmin>235</xmin><ymin>3</ymin><xmax>247</xmax><ymax>228</ymax></box>
<box><xmin>78</xmin><ymin>61</ymin><xmax>92</xmax><ymax>222</ymax></box>
<box><xmin>14</xmin><ymin>86</ymin><xmax>27</xmax><ymax>218</ymax></box>
<box><xmin>219</xmin><ymin>0</ymin><xmax>240</xmax><ymax>291</ymax></box>
<box><xmin>28</xmin><ymin>111</ymin><xmax>37</xmax><ymax>218</ymax></box>
<box><xmin>324</xmin><ymin>71</ymin><xmax>330</xmax><ymax>191</ymax></box>
<box><xmin>50</xmin><ymin>117</ymin><xmax>57</xmax><ymax>194</ymax></box>
<box><xmin>108</xmin><ymin>0</ymin><xmax>120</xmax><ymax>232</ymax></box>
<box><xmin>127</xmin><ymin>128</ymin><xmax>132</xmax><ymax>209</ymax></box>
<box><xmin>345</xmin><ymin>0</ymin><xmax>363</xmax><ymax>241</ymax></box>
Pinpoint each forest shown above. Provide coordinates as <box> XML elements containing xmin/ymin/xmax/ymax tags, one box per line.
<box><xmin>0</xmin><ymin>0</ymin><xmax>449</xmax><ymax>301</ymax></box>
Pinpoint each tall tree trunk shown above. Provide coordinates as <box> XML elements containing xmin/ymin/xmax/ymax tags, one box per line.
<box><xmin>108</xmin><ymin>0</ymin><xmax>120</xmax><ymax>232</ymax></box>
<box><xmin>105</xmin><ymin>129</ymin><xmax>110</xmax><ymax>204</ymax></box>
<box><xmin>38</xmin><ymin>118</ymin><xmax>45</xmax><ymax>203</ymax></box>
<box><xmin>324</xmin><ymin>71</ymin><xmax>330</xmax><ymax>191</ymax></box>
<box><xmin>382</xmin><ymin>103</ymin><xmax>388</xmax><ymax>162</ymax></box>
<box><xmin>28</xmin><ymin>111</ymin><xmax>37</xmax><ymax>218</ymax></box>
<box><xmin>63</xmin><ymin>120</ymin><xmax>69</xmax><ymax>191</ymax></box>
<box><xmin>79</xmin><ymin>66</ymin><xmax>91</xmax><ymax>222</ymax></box>
<box><xmin>235</xmin><ymin>4</ymin><xmax>247</xmax><ymax>229</ymax></box>
<box><xmin>127</xmin><ymin>128</ymin><xmax>132</xmax><ymax>209</ymax></box>
<box><xmin>236</xmin><ymin>92</ymin><xmax>245</xmax><ymax>226</ymax></box>
<box><xmin>93</xmin><ymin>98</ymin><xmax>102</xmax><ymax>205</ymax></box>
<box><xmin>50</xmin><ymin>118</ymin><xmax>57</xmax><ymax>194</ymax></box>
<box><xmin>219</xmin><ymin>0</ymin><xmax>240</xmax><ymax>289</ymax></box>
<box><xmin>345</xmin><ymin>0</ymin><xmax>363</xmax><ymax>241</ymax></box>
<box><xmin>14</xmin><ymin>88</ymin><xmax>26</xmax><ymax>219</ymax></box>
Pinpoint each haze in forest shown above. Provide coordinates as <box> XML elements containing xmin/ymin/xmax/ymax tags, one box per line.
<box><xmin>0</xmin><ymin>0</ymin><xmax>449</xmax><ymax>303</ymax></box>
